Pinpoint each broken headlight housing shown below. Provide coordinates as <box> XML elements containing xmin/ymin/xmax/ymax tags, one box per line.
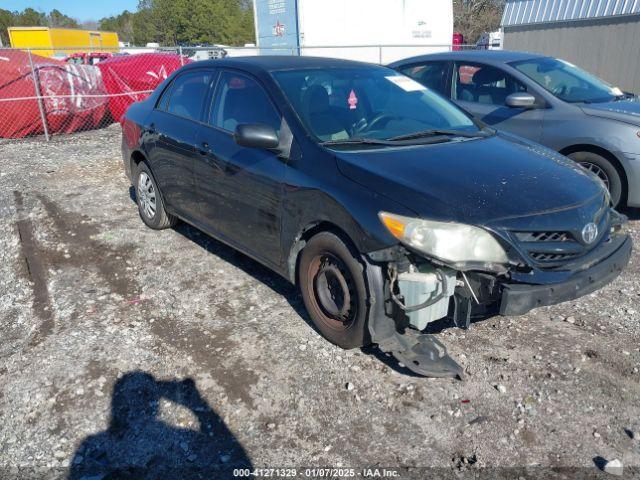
<box><xmin>379</xmin><ymin>212</ymin><xmax>509</xmax><ymax>270</ymax></box>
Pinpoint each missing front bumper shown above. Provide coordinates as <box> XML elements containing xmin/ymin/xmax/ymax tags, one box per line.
<box><xmin>365</xmin><ymin>256</ymin><xmax>463</xmax><ymax>379</ymax></box>
<box><xmin>364</xmin><ymin>234</ymin><xmax>632</xmax><ymax>378</ymax></box>
<box><xmin>499</xmin><ymin>235</ymin><xmax>632</xmax><ymax>316</ymax></box>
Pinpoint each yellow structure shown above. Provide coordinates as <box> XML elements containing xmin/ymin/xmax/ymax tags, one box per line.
<box><xmin>8</xmin><ymin>27</ymin><xmax>119</xmax><ymax>57</ymax></box>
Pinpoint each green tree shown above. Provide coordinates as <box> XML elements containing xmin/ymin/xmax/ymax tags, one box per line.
<box><xmin>134</xmin><ymin>0</ymin><xmax>254</xmax><ymax>46</ymax></box>
<box><xmin>132</xmin><ymin>2</ymin><xmax>160</xmax><ymax>45</ymax></box>
<box><xmin>0</xmin><ymin>9</ymin><xmax>14</xmax><ymax>46</ymax></box>
<box><xmin>2</xmin><ymin>1</ymin><xmax>255</xmax><ymax>48</ymax></box>
<box><xmin>48</xmin><ymin>9</ymin><xmax>79</xmax><ymax>28</ymax></box>
<box><xmin>99</xmin><ymin>10</ymin><xmax>135</xmax><ymax>42</ymax></box>
<box><xmin>15</xmin><ymin>7</ymin><xmax>47</xmax><ymax>27</ymax></box>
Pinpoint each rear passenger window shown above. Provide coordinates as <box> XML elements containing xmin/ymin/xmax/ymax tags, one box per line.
<box><xmin>156</xmin><ymin>84</ymin><xmax>173</xmax><ymax>111</ymax></box>
<box><xmin>210</xmin><ymin>72</ymin><xmax>281</xmax><ymax>132</ymax></box>
<box><xmin>454</xmin><ymin>63</ymin><xmax>526</xmax><ymax>106</ymax></box>
<box><xmin>164</xmin><ymin>71</ymin><xmax>213</xmax><ymax>121</ymax></box>
<box><xmin>398</xmin><ymin>61</ymin><xmax>450</xmax><ymax>96</ymax></box>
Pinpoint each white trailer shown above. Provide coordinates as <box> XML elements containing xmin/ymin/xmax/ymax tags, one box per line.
<box><xmin>253</xmin><ymin>0</ymin><xmax>454</xmax><ymax>64</ymax></box>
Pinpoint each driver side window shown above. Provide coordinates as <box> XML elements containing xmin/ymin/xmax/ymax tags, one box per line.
<box><xmin>455</xmin><ymin>63</ymin><xmax>526</xmax><ymax>106</ymax></box>
<box><xmin>210</xmin><ymin>71</ymin><xmax>281</xmax><ymax>133</ymax></box>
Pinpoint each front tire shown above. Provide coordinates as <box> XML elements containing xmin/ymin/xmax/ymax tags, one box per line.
<box><xmin>134</xmin><ymin>162</ymin><xmax>177</xmax><ymax>230</ymax></box>
<box><xmin>298</xmin><ymin>232</ymin><xmax>371</xmax><ymax>349</ymax></box>
<box><xmin>568</xmin><ymin>151</ymin><xmax>624</xmax><ymax>207</ymax></box>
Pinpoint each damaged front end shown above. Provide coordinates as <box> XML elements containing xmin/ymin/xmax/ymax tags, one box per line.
<box><xmin>366</xmin><ymin>245</ymin><xmax>483</xmax><ymax>379</ymax></box>
<box><xmin>365</xmin><ymin>207</ymin><xmax>632</xmax><ymax>378</ymax></box>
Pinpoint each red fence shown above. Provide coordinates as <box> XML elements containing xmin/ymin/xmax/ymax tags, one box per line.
<box><xmin>0</xmin><ymin>48</ymin><xmax>188</xmax><ymax>140</ymax></box>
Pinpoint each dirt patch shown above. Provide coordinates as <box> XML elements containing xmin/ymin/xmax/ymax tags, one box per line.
<box><xmin>13</xmin><ymin>190</ymin><xmax>54</xmax><ymax>346</ymax></box>
<box><xmin>36</xmin><ymin>194</ymin><xmax>139</xmax><ymax>298</ymax></box>
<box><xmin>151</xmin><ymin>317</ymin><xmax>260</xmax><ymax>408</ymax></box>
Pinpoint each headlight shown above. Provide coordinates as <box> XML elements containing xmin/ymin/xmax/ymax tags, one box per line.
<box><xmin>379</xmin><ymin>212</ymin><xmax>508</xmax><ymax>266</ymax></box>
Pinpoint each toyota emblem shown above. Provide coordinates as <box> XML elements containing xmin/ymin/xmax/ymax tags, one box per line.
<box><xmin>581</xmin><ymin>222</ymin><xmax>598</xmax><ymax>244</ymax></box>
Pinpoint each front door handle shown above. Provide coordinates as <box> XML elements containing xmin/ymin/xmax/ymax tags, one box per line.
<box><xmin>198</xmin><ymin>142</ymin><xmax>223</xmax><ymax>172</ymax></box>
<box><xmin>198</xmin><ymin>142</ymin><xmax>210</xmax><ymax>155</ymax></box>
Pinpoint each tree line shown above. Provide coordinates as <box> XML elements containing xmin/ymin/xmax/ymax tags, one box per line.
<box><xmin>0</xmin><ymin>8</ymin><xmax>83</xmax><ymax>45</ymax></box>
<box><xmin>0</xmin><ymin>0</ymin><xmax>254</xmax><ymax>48</ymax></box>
<box><xmin>97</xmin><ymin>0</ymin><xmax>255</xmax><ymax>47</ymax></box>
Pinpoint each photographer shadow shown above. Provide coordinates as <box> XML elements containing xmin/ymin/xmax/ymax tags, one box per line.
<box><xmin>68</xmin><ymin>371</ymin><xmax>251</xmax><ymax>480</ymax></box>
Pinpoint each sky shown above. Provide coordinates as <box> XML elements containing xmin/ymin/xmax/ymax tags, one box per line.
<box><xmin>2</xmin><ymin>0</ymin><xmax>139</xmax><ymax>21</ymax></box>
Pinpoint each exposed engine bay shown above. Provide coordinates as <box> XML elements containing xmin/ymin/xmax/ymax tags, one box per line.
<box><xmin>366</xmin><ymin>230</ymin><xmax>632</xmax><ymax>378</ymax></box>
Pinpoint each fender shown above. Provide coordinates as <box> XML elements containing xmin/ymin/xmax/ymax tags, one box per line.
<box><xmin>280</xmin><ymin>162</ymin><xmax>416</xmax><ymax>281</ymax></box>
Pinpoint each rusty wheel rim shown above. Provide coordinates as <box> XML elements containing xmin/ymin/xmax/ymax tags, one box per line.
<box><xmin>307</xmin><ymin>253</ymin><xmax>357</xmax><ymax>331</ymax></box>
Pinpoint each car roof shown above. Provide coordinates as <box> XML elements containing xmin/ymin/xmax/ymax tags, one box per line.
<box><xmin>183</xmin><ymin>55</ymin><xmax>383</xmax><ymax>73</ymax></box>
<box><xmin>388</xmin><ymin>50</ymin><xmax>546</xmax><ymax>67</ymax></box>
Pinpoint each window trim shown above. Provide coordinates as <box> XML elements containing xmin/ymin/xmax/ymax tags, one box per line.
<box><xmin>155</xmin><ymin>79</ymin><xmax>175</xmax><ymax>112</ymax></box>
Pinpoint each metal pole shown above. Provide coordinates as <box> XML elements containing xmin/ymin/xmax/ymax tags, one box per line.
<box><xmin>379</xmin><ymin>46</ymin><xmax>383</xmax><ymax>65</ymax></box>
<box><xmin>179</xmin><ymin>45</ymin><xmax>184</xmax><ymax>65</ymax></box>
<box><xmin>27</xmin><ymin>49</ymin><xmax>50</xmax><ymax>141</ymax></box>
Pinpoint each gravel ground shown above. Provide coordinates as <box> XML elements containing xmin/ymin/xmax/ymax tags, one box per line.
<box><xmin>1</xmin><ymin>124</ymin><xmax>639</xmax><ymax>479</ymax></box>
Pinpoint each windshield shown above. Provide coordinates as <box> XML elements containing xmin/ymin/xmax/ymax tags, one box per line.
<box><xmin>510</xmin><ymin>57</ymin><xmax>622</xmax><ymax>104</ymax></box>
<box><xmin>272</xmin><ymin>67</ymin><xmax>479</xmax><ymax>143</ymax></box>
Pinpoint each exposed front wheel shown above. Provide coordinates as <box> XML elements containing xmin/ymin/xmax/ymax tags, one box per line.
<box><xmin>568</xmin><ymin>151</ymin><xmax>624</xmax><ymax>207</ymax></box>
<box><xmin>298</xmin><ymin>232</ymin><xmax>371</xmax><ymax>349</ymax></box>
<box><xmin>134</xmin><ymin>162</ymin><xmax>177</xmax><ymax>230</ymax></box>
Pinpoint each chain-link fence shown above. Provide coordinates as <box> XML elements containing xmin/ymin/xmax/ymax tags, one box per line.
<box><xmin>0</xmin><ymin>46</ymin><xmax>190</xmax><ymax>140</ymax></box>
<box><xmin>0</xmin><ymin>44</ymin><xmax>481</xmax><ymax>141</ymax></box>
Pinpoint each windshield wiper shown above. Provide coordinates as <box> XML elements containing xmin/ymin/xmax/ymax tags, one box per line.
<box><xmin>389</xmin><ymin>129</ymin><xmax>488</xmax><ymax>142</ymax></box>
<box><xmin>320</xmin><ymin>137</ymin><xmax>400</xmax><ymax>147</ymax></box>
<box><xmin>320</xmin><ymin>131</ymin><xmax>486</xmax><ymax>148</ymax></box>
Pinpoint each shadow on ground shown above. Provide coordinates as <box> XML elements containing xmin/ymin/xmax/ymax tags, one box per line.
<box><xmin>68</xmin><ymin>371</ymin><xmax>251</xmax><ymax>479</ymax></box>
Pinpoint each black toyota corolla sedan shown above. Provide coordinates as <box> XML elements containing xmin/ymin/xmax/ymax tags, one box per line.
<box><xmin>121</xmin><ymin>56</ymin><xmax>632</xmax><ymax>377</ymax></box>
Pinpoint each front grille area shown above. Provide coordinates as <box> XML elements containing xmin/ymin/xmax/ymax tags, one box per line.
<box><xmin>514</xmin><ymin>231</ymin><xmax>572</xmax><ymax>243</ymax></box>
<box><xmin>529</xmin><ymin>252</ymin><xmax>580</xmax><ymax>262</ymax></box>
<box><xmin>510</xmin><ymin>198</ymin><xmax>611</xmax><ymax>269</ymax></box>
<box><xmin>512</xmin><ymin>230</ymin><xmax>586</xmax><ymax>268</ymax></box>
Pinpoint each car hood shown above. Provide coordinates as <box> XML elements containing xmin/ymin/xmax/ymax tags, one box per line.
<box><xmin>335</xmin><ymin>135</ymin><xmax>605</xmax><ymax>225</ymax></box>
<box><xmin>580</xmin><ymin>98</ymin><xmax>640</xmax><ymax>126</ymax></box>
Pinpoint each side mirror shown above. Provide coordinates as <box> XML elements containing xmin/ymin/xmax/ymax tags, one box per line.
<box><xmin>234</xmin><ymin>124</ymin><xmax>279</xmax><ymax>149</ymax></box>
<box><xmin>505</xmin><ymin>92</ymin><xmax>537</xmax><ymax>109</ymax></box>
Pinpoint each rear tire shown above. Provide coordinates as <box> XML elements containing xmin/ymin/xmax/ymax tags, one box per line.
<box><xmin>134</xmin><ymin>162</ymin><xmax>177</xmax><ymax>230</ymax></box>
<box><xmin>298</xmin><ymin>232</ymin><xmax>371</xmax><ymax>349</ymax></box>
<box><xmin>568</xmin><ymin>151</ymin><xmax>624</xmax><ymax>207</ymax></box>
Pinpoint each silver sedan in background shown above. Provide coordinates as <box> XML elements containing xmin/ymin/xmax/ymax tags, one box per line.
<box><xmin>390</xmin><ymin>51</ymin><xmax>640</xmax><ymax>208</ymax></box>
